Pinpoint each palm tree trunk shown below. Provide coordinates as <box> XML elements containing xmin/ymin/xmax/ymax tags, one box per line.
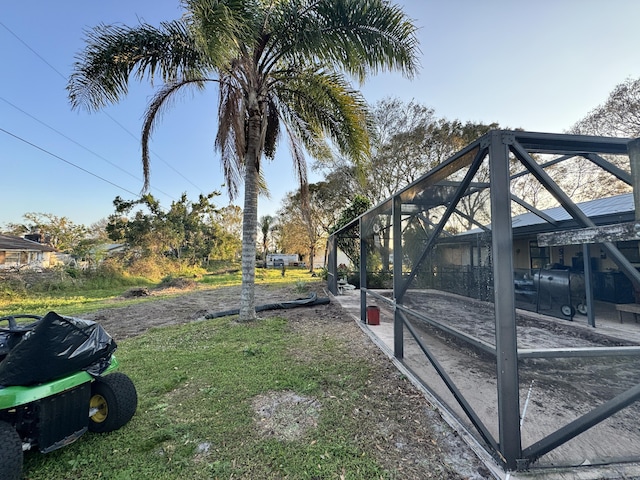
<box><xmin>239</xmin><ymin>166</ymin><xmax>258</xmax><ymax>320</ymax></box>
<box><xmin>239</xmin><ymin>112</ymin><xmax>262</xmax><ymax>321</ymax></box>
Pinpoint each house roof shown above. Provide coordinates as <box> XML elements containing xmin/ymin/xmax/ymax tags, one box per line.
<box><xmin>511</xmin><ymin>192</ymin><xmax>634</xmax><ymax>230</ymax></box>
<box><xmin>455</xmin><ymin>192</ymin><xmax>635</xmax><ymax>239</ymax></box>
<box><xmin>0</xmin><ymin>234</ymin><xmax>57</xmax><ymax>252</ymax></box>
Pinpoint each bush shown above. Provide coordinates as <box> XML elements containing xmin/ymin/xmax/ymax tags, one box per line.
<box><xmin>367</xmin><ymin>270</ymin><xmax>392</xmax><ymax>289</ymax></box>
<box><xmin>316</xmin><ymin>267</ymin><xmax>328</xmax><ymax>281</ymax></box>
<box><xmin>0</xmin><ymin>274</ymin><xmax>27</xmax><ymax>299</ymax></box>
<box><xmin>343</xmin><ymin>271</ymin><xmax>393</xmax><ymax>289</ymax></box>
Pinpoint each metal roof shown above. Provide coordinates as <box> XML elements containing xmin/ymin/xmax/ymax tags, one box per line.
<box><xmin>511</xmin><ymin>193</ymin><xmax>634</xmax><ymax>229</ymax></box>
<box><xmin>455</xmin><ymin>193</ymin><xmax>635</xmax><ymax>238</ymax></box>
<box><xmin>0</xmin><ymin>234</ymin><xmax>57</xmax><ymax>252</ymax></box>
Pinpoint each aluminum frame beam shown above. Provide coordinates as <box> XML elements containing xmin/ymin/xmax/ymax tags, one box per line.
<box><xmin>392</xmin><ymin>196</ymin><xmax>404</xmax><ymax>359</ymax></box>
<box><xmin>489</xmin><ymin>131</ymin><xmax>522</xmax><ymax>469</ymax></box>
<box><xmin>400</xmin><ymin>310</ymin><xmax>500</xmax><ymax>454</ymax></box>
<box><xmin>522</xmin><ymin>381</ymin><xmax>640</xmax><ymax>466</ymax></box>
<box><xmin>511</xmin><ymin>140</ymin><xmax>640</xmax><ymax>290</ymax></box>
<box><xmin>518</xmin><ymin>346</ymin><xmax>640</xmax><ymax>359</ymax></box>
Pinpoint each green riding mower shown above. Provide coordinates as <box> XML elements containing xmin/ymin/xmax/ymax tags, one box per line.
<box><xmin>0</xmin><ymin>312</ymin><xmax>137</xmax><ymax>479</ymax></box>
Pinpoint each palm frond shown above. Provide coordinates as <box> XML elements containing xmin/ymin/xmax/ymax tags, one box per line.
<box><xmin>68</xmin><ymin>21</ymin><xmax>208</xmax><ymax>111</ymax></box>
<box><xmin>315</xmin><ymin>0</ymin><xmax>420</xmax><ymax>81</ymax></box>
<box><xmin>259</xmin><ymin>0</ymin><xmax>419</xmax><ymax>83</ymax></box>
<box><xmin>215</xmin><ymin>74</ymin><xmax>246</xmax><ymax>199</ymax></box>
<box><xmin>257</xmin><ymin>169</ymin><xmax>272</xmax><ymax>199</ymax></box>
<box><xmin>141</xmin><ymin>78</ymin><xmax>210</xmax><ymax>191</ymax></box>
<box><xmin>183</xmin><ymin>0</ymin><xmax>260</xmax><ymax>62</ymax></box>
<box><xmin>272</xmin><ymin>67</ymin><xmax>371</xmax><ymax>164</ymax></box>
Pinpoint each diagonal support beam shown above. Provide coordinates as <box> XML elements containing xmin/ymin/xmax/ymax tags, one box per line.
<box><xmin>400</xmin><ymin>310</ymin><xmax>500</xmax><ymax>455</ymax></box>
<box><xmin>511</xmin><ymin>141</ymin><xmax>640</xmax><ymax>290</ymax></box>
<box><xmin>522</xmin><ymin>381</ymin><xmax>640</xmax><ymax>465</ymax></box>
<box><xmin>584</xmin><ymin>152</ymin><xmax>632</xmax><ymax>185</ymax></box>
<box><xmin>510</xmin><ymin>154</ymin><xmax>575</xmax><ymax>182</ymax></box>
<box><xmin>396</xmin><ymin>147</ymin><xmax>488</xmax><ymax>301</ymax></box>
<box><xmin>510</xmin><ymin>194</ymin><xmax>559</xmax><ymax>226</ymax></box>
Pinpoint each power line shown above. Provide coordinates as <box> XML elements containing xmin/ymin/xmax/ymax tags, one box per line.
<box><xmin>0</xmin><ymin>96</ymin><xmax>177</xmax><ymax>201</ymax></box>
<box><xmin>102</xmin><ymin>110</ymin><xmax>207</xmax><ymax>193</ymax></box>
<box><xmin>0</xmin><ymin>127</ymin><xmax>140</xmax><ymax>197</ymax></box>
<box><xmin>0</xmin><ymin>20</ymin><xmax>207</xmax><ymax>195</ymax></box>
<box><xmin>0</xmin><ymin>21</ymin><xmax>63</xmax><ymax>80</ymax></box>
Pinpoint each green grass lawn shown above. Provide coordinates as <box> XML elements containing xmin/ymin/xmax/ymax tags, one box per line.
<box><xmin>22</xmin><ymin>310</ymin><xmax>392</xmax><ymax>479</ymax></box>
<box><xmin>5</xmin><ymin>269</ymin><xmax>465</xmax><ymax>479</ymax></box>
<box><xmin>0</xmin><ymin>267</ymin><xmax>315</xmax><ymax>317</ymax></box>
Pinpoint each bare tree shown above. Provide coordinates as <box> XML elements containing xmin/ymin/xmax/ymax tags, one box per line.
<box><xmin>571</xmin><ymin>77</ymin><xmax>640</xmax><ymax>138</ymax></box>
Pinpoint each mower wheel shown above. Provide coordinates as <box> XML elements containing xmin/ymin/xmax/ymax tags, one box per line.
<box><xmin>0</xmin><ymin>420</ymin><xmax>22</xmax><ymax>480</ymax></box>
<box><xmin>89</xmin><ymin>372</ymin><xmax>138</xmax><ymax>433</ymax></box>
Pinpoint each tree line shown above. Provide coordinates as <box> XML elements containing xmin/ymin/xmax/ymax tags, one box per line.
<box><xmin>59</xmin><ymin>0</ymin><xmax>640</xmax><ymax>321</ymax></box>
<box><xmin>2</xmin><ymin>193</ymin><xmax>242</xmax><ymax>278</ymax></box>
<box><xmin>6</xmin><ymin>72</ymin><xmax>640</xmax><ymax>279</ymax></box>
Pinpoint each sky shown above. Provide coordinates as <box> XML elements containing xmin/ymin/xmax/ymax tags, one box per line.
<box><xmin>3</xmin><ymin>0</ymin><xmax>640</xmax><ymax>230</ymax></box>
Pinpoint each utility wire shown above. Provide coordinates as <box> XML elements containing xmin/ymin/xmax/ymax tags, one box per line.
<box><xmin>0</xmin><ymin>96</ymin><xmax>177</xmax><ymax>201</ymax></box>
<box><xmin>0</xmin><ymin>127</ymin><xmax>140</xmax><ymax>197</ymax></box>
<box><xmin>102</xmin><ymin>110</ymin><xmax>207</xmax><ymax>194</ymax></box>
<box><xmin>0</xmin><ymin>21</ymin><xmax>62</xmax><ymax>80</ymax></box>
<box><xmin>0</xmin><ymin>20</ymin><xmax>206</xmax><ymax>195</ymax></box>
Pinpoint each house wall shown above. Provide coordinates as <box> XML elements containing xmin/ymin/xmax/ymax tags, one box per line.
<box><xmin>513</xmin><ymin>239</ymin><xmax>530</xmax><ymax>269</ymax></box>
<box><xmin>439</xmin><ymin>236</ymin><xmax>640</xmax><ymax>274</ymax></box>
<box><xmin>0</xmin><ymin>250</ymin><xmax>52</xmax><ymax>270</ymax></box>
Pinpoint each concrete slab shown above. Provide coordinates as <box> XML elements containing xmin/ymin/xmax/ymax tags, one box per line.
<box><xmin>333</xmin><ymin>289</ymin><xmax>640</xmax><ymax>480</ymax></box>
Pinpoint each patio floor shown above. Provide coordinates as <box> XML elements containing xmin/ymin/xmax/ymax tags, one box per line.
<box><xmin>333</xmin><ymin>288</ymin><xmax>640</xmax><ymax>480</ymax></box>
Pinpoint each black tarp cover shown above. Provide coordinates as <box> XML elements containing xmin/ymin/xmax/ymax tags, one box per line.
<box><xmin>0</xmin><ymin>312</ymin><xmax>116</xmax><ymax>386</ymax></box>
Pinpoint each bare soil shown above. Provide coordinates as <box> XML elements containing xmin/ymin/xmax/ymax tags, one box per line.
<box><xmin>81</xmin><ymin>282</ymin><xmax>494</xmax><ymax>479</ymax></box>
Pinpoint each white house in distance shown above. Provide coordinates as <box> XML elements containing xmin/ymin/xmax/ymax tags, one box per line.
<box><xmin>265</xmin><ymin>253</ymin><xmax>300</xmax><ymax>267</ymax></box>
<box><xmin>0</xmin><ymin>234</ymin><xmax>57</xmax><ymax>271</ymax></box>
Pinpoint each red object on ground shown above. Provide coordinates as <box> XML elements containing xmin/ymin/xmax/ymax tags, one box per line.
<box><xmin>366</xmin><ymin>306</ymin><xmax>380</xmax><ymax>325</ymax></box>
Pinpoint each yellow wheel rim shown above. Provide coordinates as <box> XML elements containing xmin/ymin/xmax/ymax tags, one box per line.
<box><xmin>90</xmin><ymin>394</ymin><xmax>108</xmax><ymax>423</ymax></box>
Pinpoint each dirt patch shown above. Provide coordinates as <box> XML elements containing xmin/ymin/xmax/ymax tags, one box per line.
<box><xmin>252</xmin><ymin>391</ymin><xmax>321</xmax><ymax>441</ymax></box>
<box><xmin>79</xmin><ymin>282</ymin><xmax>493</xmax><ymax>479</ymax></box>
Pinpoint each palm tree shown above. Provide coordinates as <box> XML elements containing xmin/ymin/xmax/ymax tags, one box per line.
<box><xmin>259</xmin><ymin>214</ymin><xmax>274</xmax><ymax>267</ymax></box>
<box><xmin>68</xmin><ymin>0</ymin><xmax>418</xmax><ymax>321</ymax></box>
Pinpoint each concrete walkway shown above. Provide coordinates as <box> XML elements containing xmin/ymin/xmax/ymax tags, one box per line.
<box><xmin>333</xmin><ymin>289</ymin><xmax>640</xmax><ymax>480</ymax></box>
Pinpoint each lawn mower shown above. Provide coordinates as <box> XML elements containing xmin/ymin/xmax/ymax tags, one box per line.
<box><xmin>0</xmin><ymin>312</ymin><xmax>137</xmax><ymax>480</ymax></box>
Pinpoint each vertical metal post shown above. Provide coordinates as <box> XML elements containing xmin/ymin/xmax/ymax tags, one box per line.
<box><xmin>583</xmin><ymin>244</ymin><xmax>596</xmax><ymax>328</ymax></box>
<box><xmin>328</xmin><ymin>234</ymin><xmax>338</xmax><ymax>295</ymax></box>
<box><xmin>627</xmin><ymin>139</ymin><xmax>640</xmax><ymax>267</ymax></box>
<box><xmin>627</xmin><ymin>139</ymin><xmax>640</xmax><ymax>220</ymax></box>
<box><xmin>360</xmin><ymin>218</ymin><xmax>367</xmax><ymax>323</ymax></box>
<box><xmin>489</xmin><ymin>131</ymin><xmax>522</xmax><ymax>470</ymax></box>
<box><xmin>393</xmin><ymin>196</ymin><xmax>404</xmax><ymax>359</ymax></box>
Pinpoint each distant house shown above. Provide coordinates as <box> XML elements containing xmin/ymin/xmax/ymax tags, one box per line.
<box><xmin>266</xmin><ymin>253</ymin><xmax>300</xmax><ymax>267</ymax></box>
<box><xmin>0</xmin><ymin>234</ymin><xmax>58</xmax><ymax>270</ymax></box>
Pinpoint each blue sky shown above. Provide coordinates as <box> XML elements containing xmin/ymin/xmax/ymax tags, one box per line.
<box><xmin>3</xmin><ymin>0</ymin><xmax>640</xmax><ymax>229</ymax></box>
